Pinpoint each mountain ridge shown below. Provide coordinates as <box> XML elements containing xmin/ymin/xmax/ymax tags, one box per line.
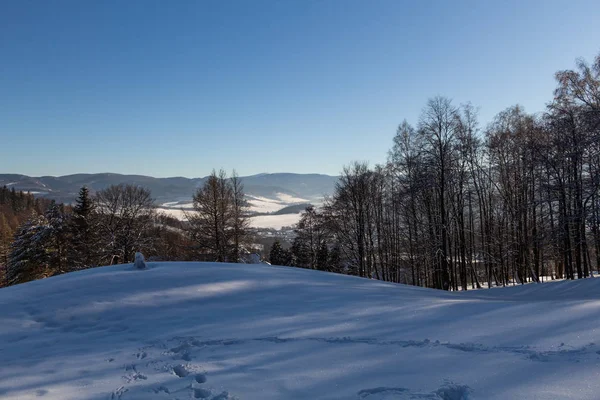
<box><xmin>0</xmin><ymin>172</ymin><xmax>339</xmax><ymax>204</ymax></box>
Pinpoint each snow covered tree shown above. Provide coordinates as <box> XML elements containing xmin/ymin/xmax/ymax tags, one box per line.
<box><xmin>6</xmin><ymin>214</ymin><xmax>49</xmax><ymax>285</ymax></box>
<box><xmin>0</xmin><ymin>214</ymin><xmax>12</xmax><ymax>286</ymax></box>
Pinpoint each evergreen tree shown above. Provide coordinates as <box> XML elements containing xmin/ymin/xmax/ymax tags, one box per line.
<box><xmin>293</xmin><ymin>206</ymin><xmax>330</xmax><ymax>269</ymax></box>
<box><xmin>0</xmin><ymin>214</ymin><xmax>11</xmax><ymax>287</ymax></box>
<box><xmin>316</xmin><ymin>242</ymin><xmax>329</xmax><ymax>271</ymax></box>
<box><xmin>44</xmin><ymin>201</ymin><xmax>69</xmax><ymax>274</ymax></box>
<box><xmin>291</xmin><ymin>236</ymin><xmax>311</xmax><ymax>268</ymax></box>
<box><xmin>6</xmin><ymin>214</ymin><xmax>49</xmax><ymax>285</ymax></box>
<box><xmin>270</xmin><ymin>240</ymin><xmax>290</xmax><ymax>266</ymax></box>
<box><xmin>69</xmin><ymin>186</ymin><xmax>97</xmax><ymax>270</ymax></box>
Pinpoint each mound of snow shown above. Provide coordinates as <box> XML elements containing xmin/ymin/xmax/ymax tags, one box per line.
<box><xmin>1</xmin><ymin>263</ymin><xmax>600</xmax><ymax>399</ymax></box>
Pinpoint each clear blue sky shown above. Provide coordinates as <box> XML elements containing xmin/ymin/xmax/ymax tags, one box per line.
<box><xmin>1</xmin><ymin>0</ymin><xmax>599</xmax><ymax>178</ymax></box>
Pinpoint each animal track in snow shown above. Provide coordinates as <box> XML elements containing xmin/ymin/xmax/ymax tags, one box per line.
<box><xmin>195</xmin><ymin>373</ymin><xmax>207</xmax><ymax>384</ymax></box>
<box><xmin>172</xmin><ymin>364</ymin><xmax>191</xmax><ymax>378</ymax></box>
<box><xmin>110</xmin><ymin>386</ymin><xmax>128</xmax><ymax>400</ymax></box>
<box><xmin>122</xmin><ymin>364</ymin><xmax>147</xmax><ymax>383</ymax></box>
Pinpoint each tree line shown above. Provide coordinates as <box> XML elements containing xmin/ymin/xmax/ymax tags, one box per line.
<box><xmin>0</xmin><ymin>170</ymin><xmax>252</xmax><ymax>287</ymax></box>
<box><xmin>271</xmin><ymin>52</ymin><xmax>600</xmax><ymax>290</ymax></box>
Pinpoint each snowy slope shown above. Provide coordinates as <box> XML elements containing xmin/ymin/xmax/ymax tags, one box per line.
<box><xmin>1</xmin><ymin>263</ymin><xmax>600</xmax><ymax>400</ymax></box>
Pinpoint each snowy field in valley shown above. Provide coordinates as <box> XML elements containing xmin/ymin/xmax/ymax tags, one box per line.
<box><xmin>246</xmin><ymin>194</ymin><xmax>309</xmax><ymax>214</ymax></box>
<box><xmin>1</xmin><ymin>263</ymin><xmax>600</xmax><ymax>400</ymax></box>
<box><xmin>246</xmin><ymin>213</ymin><xmax>301</xmax><ymax>229</ymax></box>
<box><xmin>157</xmin><ymin>193</ymin><xmax>309</xmax><ymax>229</ymax></box>
<box><xmin>156</xmin><ymin>209</ymin><xmax>302</xmax><ymax>230</ymax></box>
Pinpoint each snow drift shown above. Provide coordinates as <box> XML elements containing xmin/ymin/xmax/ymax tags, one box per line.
<box><xmin>1</xmin><ymin>262</ymin><xmax>600</xmax><ymax>399</ymax></box>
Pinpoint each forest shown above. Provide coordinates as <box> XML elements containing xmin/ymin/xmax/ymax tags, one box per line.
<box><xmin>284</xmin><ymin>52</ymin><xmax>600</xmax><ymax>290</ymax></box>
<box><xmin>1</xmin><ymin>52</ymin><xmax>599</xmax><ymax>290</ymax></box>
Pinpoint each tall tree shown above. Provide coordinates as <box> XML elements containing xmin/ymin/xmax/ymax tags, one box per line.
<box><xmin>69</xmin><ymin>186</ymin><xmax>98</xmax><ymax>270</ymax></box>
<box><xmin>230</xmin><ymin>171</ymin><xmax>250</xmax><ymax>261</ymax></box>
<box><xmin>6</xmin><ymin>214</ymin><xmax>49</xmax><ymax>285</ymax></box>
<box><xmin>188</xmin><ymin>169</ymin><xmax>251</xmax><ymax>262</ymax></box>
<box><xmin>417</xmin><ymin>96</ymin><xmax>459</xmax><ymax>290</ymax></box>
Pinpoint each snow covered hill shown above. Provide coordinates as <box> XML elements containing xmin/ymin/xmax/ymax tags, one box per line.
<box><xmin>1</xmin><ymin>263</ymin><xmax>600</xmax><ymax>399</ymax></box>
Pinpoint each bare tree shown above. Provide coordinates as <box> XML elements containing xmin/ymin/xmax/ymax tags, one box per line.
<box><xmin>188</xmin><ymin>169</ymin><xmax>250</xmax><ymax>262</ymax></box>
<box><xmin>230</xmin><ymin>170</ymin><xmax>250</xmax><ymax>261</ymax></box>
<box><xmin>95</xmin><ymin>184</ymin><xmax>155</xmax><ymax>264</ymax></box>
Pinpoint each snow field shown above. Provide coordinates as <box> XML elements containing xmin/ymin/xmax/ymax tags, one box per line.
<box><xmin>1</xmin><ymin>262</ymin><xmax>600</xmax><ymax>399</ymax></box>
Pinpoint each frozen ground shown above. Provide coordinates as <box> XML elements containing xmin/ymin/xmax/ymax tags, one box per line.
<box><xmin>1</xmin><ymin>262</ymin><xmax>600</xmax><ymax>399</ymax></box>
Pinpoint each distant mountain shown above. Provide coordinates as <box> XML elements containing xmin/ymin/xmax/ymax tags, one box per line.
<box><xmin>0</xmin><ymin>173</ymin><xmax>339</xmax><ymax>205</ymax></box>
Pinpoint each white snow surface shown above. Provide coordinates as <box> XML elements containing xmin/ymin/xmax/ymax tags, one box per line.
<box><xmin>156</xmin><ymin>206</ymin><xmax>302</xmax><ymax>229</ymax></box>
<box><xmin>156</xmin><ymin>207</ymin><xmax>189</xmax><ymax>220</ymax></box>
<box><xmin>1</xmin><ymin>262</ymin><xmax>600</xmax><ymax>400</ymax></box>
<box><xmin>246</xmin><ymin>193</ymin><xmax>309</xmax><ymax>214</ymax></box>
<box><xmin>247</xmin><ymin>213</ymin><xmax>301</xmax><ymax>229</ymax></box>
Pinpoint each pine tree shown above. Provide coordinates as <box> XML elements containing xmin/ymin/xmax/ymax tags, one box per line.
<box><xmin>69</xmin><ymin>186</ymin><xmax>97</xmax><ymax>270</ymax></box>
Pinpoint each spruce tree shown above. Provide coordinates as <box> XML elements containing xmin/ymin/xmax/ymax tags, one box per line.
<box><xmin>44</xmin><ymin>201</ymin><xmax>69</xmax><ymax>274</ymax></box>
<box><xmin>291</xmin><ymin>236</ymin><xmax>311</xmax><ymax>269</ymax></box>
<box><xmin>270</xmin><ymin>240</ymin><xmax>288</xmax><ymax>266</ymax></box>
<box><xmin>316</xmin><ymin>242</ymin><xmax>329</xmax><ymax>271</ymax></box>
<box><xmin>69</xmin><ymin>186</ymin><xmax>97</xmax><ymax>270</ymax></box>
<box><xmin>6</xmin><ymin>214</ymin><xmax>49</xmax><ymax>285</ymax></box>
<box><xmin>328</xmin><ymin>244</ymin><xmax>342</xmax><ymax>273</ymax></box>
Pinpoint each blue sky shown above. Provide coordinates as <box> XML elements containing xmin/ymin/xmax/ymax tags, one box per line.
<box><xmin>1</xmin><ymin>0</ymin><xmax>599</xmax><ymax>178</ymax></box>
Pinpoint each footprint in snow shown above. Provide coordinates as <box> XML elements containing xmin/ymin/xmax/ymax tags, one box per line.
<box><xmin>172</xmin><ymin>364</ymin><xmax>191</xmax><ymax>378</ymax></box>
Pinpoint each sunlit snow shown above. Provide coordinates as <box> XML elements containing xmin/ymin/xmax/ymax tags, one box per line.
<box><xmin>1</xmin><ymin>262</ymin><xmax>600</xmax><ymax>399</ymax></box>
